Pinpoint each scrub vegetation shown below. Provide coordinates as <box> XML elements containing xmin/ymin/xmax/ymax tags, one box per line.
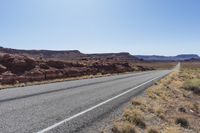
<box><xmin>108</xmin><ymin>62</ymin><xmax>200</xmax><ymax>133</ymax></box>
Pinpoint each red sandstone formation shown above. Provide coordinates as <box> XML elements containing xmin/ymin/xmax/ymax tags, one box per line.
<box><xmin>0</xmin><ymin>47</ymin><xmax>153</xmax><ymax>85</ymax></box>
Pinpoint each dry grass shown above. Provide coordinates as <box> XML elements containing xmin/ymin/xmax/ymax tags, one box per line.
<box><xmin>109</xmin><ymin>62</ymin><xmax>200</xmax><ymax>133</ymax></box>
<box><xmin>147</xmin><ymin>126</ymin><xmax>160</xmax><ymax>133</ymax></box>
<box><xmin>123</xmin><ymin>109</ymin><xmax>146</xmax><ymax>129</ymax></box>
<box><xmin>112</xmin><ymin>121</ymin><xmax>136</xmax><ymax>133</ymax></box>
<box><xmin>183</xmin><ymin>79</ymin><xmax>200</xmax><ymax>95</ymax></box>
<box><xmin>163</xmin><ymin>126</ymin><xmax>182</xmax><ymax>133</ymax></box>
<box><xmin>132</xmin><ymin>98</ymin><xmax>146</xmax><ymax>106</ymax></box>
<box><xmin>181</xmin><ymin>62</ymin><xmax>200</xmax><ymax>69</ymax></box>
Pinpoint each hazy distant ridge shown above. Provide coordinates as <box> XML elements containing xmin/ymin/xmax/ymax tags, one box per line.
<box><xmin>136</xmin><ymin>54</ymin><xmax>200</xmax><ymax>61</ymax></box>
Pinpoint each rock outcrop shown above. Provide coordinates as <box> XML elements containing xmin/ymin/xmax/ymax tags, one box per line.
<box><xmin>0</xmin><ymin>54</ymin><xmax>36</xmax><ymax>74</ymax></box>
<box><xmin>0</xmin><ymin>71</ymin><xmax>16</xmax><ymax>84</ymax></box>
<box><xmin>0</xmin><ymin>47</ymin><xmax>153</xmax><ymax>85</ymax></box>
<box><xmin>0</xmin><ymin>64</ymin><xmax>7</xmax><ymax>74</ymax></box>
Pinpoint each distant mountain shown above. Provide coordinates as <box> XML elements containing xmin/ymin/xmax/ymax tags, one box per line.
<box><xmin>136</xmin><ymin>54</ymin><xmax>200</xmax><ymax>61</ymax></box>
<box><xmin>184</xmin><ymin>57</ymin><xmax>200</xmax><ymax>62</ymax></box>
<box><xmin>175</xmin><ymin>54</ymin><xmax>199</xmax><ymax>59</ymax></box>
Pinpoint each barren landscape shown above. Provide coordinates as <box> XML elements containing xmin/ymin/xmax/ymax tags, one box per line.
<box><xmin>0</xmin><ymin>47</ymin><xmax>177</xmax><ymax>89</ymax></box>
<box><xmin>1</xmin><ymin>47</ymin><xmax>199</xmax><ymax>133</ymax></box>
<box><xmin>1</xmin><ymin>1</ymin><xmax>200</xmax><ymax>133</ymax></box>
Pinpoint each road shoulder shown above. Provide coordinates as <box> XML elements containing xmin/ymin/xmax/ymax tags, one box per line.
<box><xmin>106</xmin><ymin>66</ymin><xmax>200</xmax><ymax>133</ymax></box>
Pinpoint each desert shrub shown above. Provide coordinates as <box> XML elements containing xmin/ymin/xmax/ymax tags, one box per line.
<box><xmin>164</xmin><ymin>126</ymin><xmax>181</xmax><ymax>133</ymax></box>
<box><xmin>154</xmin><ymin>105</ymin><xmax>165</xmax><ymax>119</ymax></box>
<box><xmin>183</xmin><ymin>79</ymin><xmax>200</xmax><ymax>95</ymax></box>
<box><xmin>192</xmin><ymin>103</ymin><xmax>199</xmax><ymax>112</ymax></box>
<box><xmin>148</xmin><ymin>128</ymin><xmax>159</xmax><ymax>133</ymax></box>
<box><xmin>123</xmin><ymin>109</ymin><xmax>146</xmax><ymax>129</ymax></box>
<box><xmin>112</xmin><ymin>121</ymin><xmax>136</xmax><ymax>133</ymax></box>
<box><xmin>132</xmin><ymin>98</ymin><xmax>147</xmax><ymax>112</ymax></box>
<box><xmin>147</xmin><ymin>89</ymin><xmax>157</xmax><ymax>99</ymax></box>
<box><xmin>132</xmin><ymin>98</ymin><xmax>145</xmax><ymax>106</ymax></box>
<box><xmin>178</xmin><ymin>107</ymin><xmax>186</xmax><ymax>113</ymax></box>
<box><xmin>175</xmin><ymin>118</ymin><xmax>189</xmax><ymax>128</ymax></box>
<box><xmin>154</xmin><ymin>88</ymin><xmax>168</xmax><ymax>100</ymax></box>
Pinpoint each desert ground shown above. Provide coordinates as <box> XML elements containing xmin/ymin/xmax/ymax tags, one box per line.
<box><xmin>107</xmin><ymin>62</ymin><xmax>200</xmax><ymax>133</ymax></box>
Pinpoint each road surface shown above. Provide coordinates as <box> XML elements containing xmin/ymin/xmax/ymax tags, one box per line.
<box><xmin>0</xmin><ymin>68</ymin><xmax>176</xmax><ymax>133</ymax></box>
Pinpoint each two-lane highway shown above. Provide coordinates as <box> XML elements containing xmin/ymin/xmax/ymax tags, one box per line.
<box><xmin>0</xmin><ymin>69</ymin><xmax>173</xmax><ymax>133</ymax></box>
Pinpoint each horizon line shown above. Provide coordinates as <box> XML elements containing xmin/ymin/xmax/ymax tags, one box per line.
<box><xmin>0</xmin><ymin>45</ymin><xmax>199</xmax><ymax>57</ymax></box>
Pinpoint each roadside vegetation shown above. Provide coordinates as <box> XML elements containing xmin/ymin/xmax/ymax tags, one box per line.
<box><xmin>108</xmin><ymin>62</ymin><xmax>200</xmax><ymax>133</ymax></box>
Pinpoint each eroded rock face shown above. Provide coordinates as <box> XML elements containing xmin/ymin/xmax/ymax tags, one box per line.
<box><xmin>44</xmin><ymin>69</ymin><xmax>64</xmax><ymax>80</ymax></box>
<box><xmin>63</xmin><ymin>68</ymin><xmax>87</xmax><ymax>77</ymax></box>
<box><xmin>0</xmin><ymin>54</ymin><xmax>36</xmax><ymax>74</ymax></box>
<box><xmin>1</xmin><ymin>71</ymin><xmax>16</xmax><ymax>84</ymax></box>
<box><xmin>89</xmin><ymin>62</ymin><xmax>133</xmax><ymax>74</ymax></box>
<box><xmin>46</xmin><ymin>60</ymin><xmax>65</xmax><ymax>69</ymax></box>
<box><xmin>39</xmin><ymin>63</ymin><xmax>49</xmax><ymax>69</ymax></box>
<box><xmin>24</xmin><ymin>68</ymin><xmax>45</xmax><ymax>82</ymax></box>
<box><xmin>0</xmin><ymin>51</ymin><xmax>150</xmax><ymax>85</ymax></box>
<box><xmin>0</xmin><ymin>64</ymin><xmax>7</xmax><ymax>74</ymax></box>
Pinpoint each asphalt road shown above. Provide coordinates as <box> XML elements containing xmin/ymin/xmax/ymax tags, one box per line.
<box><xmin>0</xmin><ymin>68</ymin><xmax>176</xmax><ymax>133</ymax></box>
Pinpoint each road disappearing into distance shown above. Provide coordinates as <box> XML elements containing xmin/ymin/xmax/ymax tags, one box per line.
<box><xmin>0</xmin><ymin>64</ymin><xmax>179</xmax><ymax>133</ymax></box>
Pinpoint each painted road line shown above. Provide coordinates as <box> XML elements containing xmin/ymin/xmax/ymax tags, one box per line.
<box><xmin>37</xmin><ymin>73</ymin><xmax>168</xmax><ymax>133</ymax></box>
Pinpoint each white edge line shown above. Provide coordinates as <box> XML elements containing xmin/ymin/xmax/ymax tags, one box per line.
<box><xmin>37</xmin><ymin>73</ymin><xmax>168</xmax><ymax>133</ymax></box>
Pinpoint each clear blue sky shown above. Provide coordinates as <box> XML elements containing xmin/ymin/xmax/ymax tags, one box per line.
<box><xmin>0</xmin><ymin>0</ymin><xmax>200</xmax><ymax>55</ymax></box>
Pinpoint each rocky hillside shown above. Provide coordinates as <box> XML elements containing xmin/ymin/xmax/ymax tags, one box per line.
<box><xmin>0</xmin><ymin>47</ymin><xmax>139</xmax><ymax>62</ymax></box>
<box><xmin>0</xmin><ymin>47</ymin><xmax>152</xmax><ymax>85</ymax></box>
<box><xmin>0</xmin><ymin>46</ymin><xmax>85</xmax><ymax>61</ymax></box>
